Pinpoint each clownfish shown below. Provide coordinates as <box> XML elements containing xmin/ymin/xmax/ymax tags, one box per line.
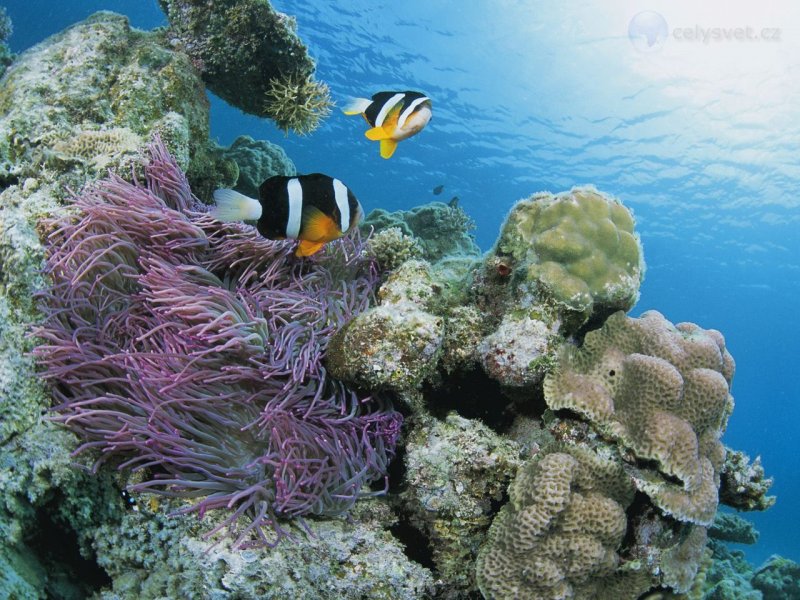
<box><xmin>343</xmin><ymin>91</ymin><xmax>432</xmax><ymax>159</ymax></box>
<box><xmin>212</xmin><ymin>174</ymin><xmax>363</xmax><ymax>257</ymax></box>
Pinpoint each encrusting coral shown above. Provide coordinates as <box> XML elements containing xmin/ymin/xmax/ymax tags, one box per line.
<box><xmin>33</xmin><ymin>138</ymin><xmax>401</xmax><ymax>547</ymax></box>
<box><xmin>220</xmin><ymin>134</ymin><xmax>296</xmax><ymax>198</ymax></box>
<box><xmin>543</xmin><ymin>310</ymin><xmax>734</xmax><ymax>525</ymax></box>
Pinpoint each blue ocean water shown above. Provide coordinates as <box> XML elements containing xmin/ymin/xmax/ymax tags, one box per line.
<box><xmin>5</xmin><ymin>0</ymin><xmax>799</xmax><ymax>569</ymax></box>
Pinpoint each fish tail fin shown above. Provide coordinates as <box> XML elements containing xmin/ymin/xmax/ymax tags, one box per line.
<box><xmin>211</xmin><ymin>189</ymin><xmax>262</xmax><ymax>222</ymax></box>
<box><xmin>380</xmin><ymin>139</ymin><xmax>398</xmax><ymax>159</ymax></box>
<box><xmin>342</xmin><ymin>97</ymin><xmax>372</xmax><ymax>115</ymax></box>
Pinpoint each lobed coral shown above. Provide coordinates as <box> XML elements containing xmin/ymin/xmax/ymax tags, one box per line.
<box><xmin>490</xmin><ymin>186</ymin><xmax>643</xmax><ymax>331</ymax></box>
<box><xmin>475</xmin><ymin>443</ymin><xmax>654</xmax><ymax>600</ymax></box>
<box><xmin>33</xmin><ymin>138</ymin><xmax>401</xmax><ymax>547</ymax></box>
<box><xmin>544</xmin><ymin>310</ymin><xmax>734</xmax><ymax>525</ymax></box>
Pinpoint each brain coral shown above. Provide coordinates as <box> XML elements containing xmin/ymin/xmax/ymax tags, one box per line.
<box><xmin>475</xmin><ymin>444</ymin><xmax>655</xmax><ymax>600</ymax></box>
<box><xmin>543</xmin><ymin>310</ymin><xmax>735</xmax><ymax>525</ymax></box>
<box><xmin>492</xmin><ymin>186</ymin><xmax>643</xmax><ymax>330</ymax></box>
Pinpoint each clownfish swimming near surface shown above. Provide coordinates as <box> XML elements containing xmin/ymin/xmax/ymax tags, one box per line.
<box><xmin>212</xmin><ymin>174</ymin><xmax>363</xmax><ymax>257</ymax></box>
<box><xmin>343</xmin><ymin>91</ymin><xmax>432</xmax><ymax>159</ymax></box>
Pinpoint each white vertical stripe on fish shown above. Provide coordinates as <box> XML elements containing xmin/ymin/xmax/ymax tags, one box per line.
<box><xmin>375</xmin><ymin>93</ymin><xmax>405</xmax><ymax>127</ymax></box>
<box><xmin>286</xmin><ymin>178</ymin><xmax>303</xmax><ymax>239</ymax></box>
<box><xmin>397</xmin><ymin>96</ymin><xmax>429</xmax><ymax>129</ymax></box>
<box><xmin>332</xmin><ymin>178</ymin><xmax>350</xmax><ymax>232</ymax></box>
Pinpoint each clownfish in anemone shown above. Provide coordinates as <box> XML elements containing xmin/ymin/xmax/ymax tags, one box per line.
<box><xmin>212</xmin><ymin>174</ymin><xmax>363</xmax><ymax>257</ymax></box>
<box><xmin>343</xmin><ymin>91</ymin><xmax>432</xmax><ymax>159</ymax></box>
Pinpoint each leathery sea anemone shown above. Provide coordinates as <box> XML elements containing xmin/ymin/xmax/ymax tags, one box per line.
<box><xmin>33</xmin><ymin>138</ymin><xmax>402</xmax><ymax>547</ymax></box>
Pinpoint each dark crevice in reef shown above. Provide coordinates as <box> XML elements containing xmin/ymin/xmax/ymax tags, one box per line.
<box><xmin>25</xmin><ymin>498</ymin><xmax>112</xmax><ymax>599</ymax></box>
<box><xmin>388</xmin><ymin>513</ymin><xmax>437</xmax><ymax>572</ymax></box>
<box><xmin>423</xmin><ymin>367</ymin><xmax>515</xmax><ymax>431</ymax></box>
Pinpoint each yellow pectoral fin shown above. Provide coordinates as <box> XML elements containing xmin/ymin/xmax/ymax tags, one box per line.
<box><xmin>365</xmin><ymin>126</ymin><xmax>390</xmax><ymax>141</ymax></box>
<box><xmin>380</xmin><ymin>138</ymin><xmax>399</xmax><ymax>159</ymax></box>
<box><xmin>301</xmin><ymin>206</ymin><xmax>340</xmax><ymax>241</ymax></box>
<box><xmin>295</xmin><ymin>240</ymin><xmax>327</xmax><ymax>257</ymax></box>
<box><xmin>343</xmin><ymin>109</ymin><xmax>363</xmax><ymax>116</ymax></box>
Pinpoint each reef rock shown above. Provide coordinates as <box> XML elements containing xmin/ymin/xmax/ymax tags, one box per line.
<box><xmin>159</xmin><ymin>0</ymin><xmax>331</xmax><ymax>133</ymax></box>
<box><xmin>0</xmin><ymin>11</ymin><xmax>232</xmax><ymax>194</ymax></box>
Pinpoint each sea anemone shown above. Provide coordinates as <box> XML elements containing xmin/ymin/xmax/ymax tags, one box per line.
<box><xmin>263</xmin><ymin>75</ymin><xmax>333</xmax><ymax>135</ymax></box>
<box><xmin>33</xmin><ymin>137</ymin><xmax>401</xmax><ymax>547</ymax></box>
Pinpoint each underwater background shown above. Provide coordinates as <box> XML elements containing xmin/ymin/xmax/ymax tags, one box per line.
<box><xmin>4</xmin><ymin>0</ymin><xmax>798</xmax><ymax>577</ymax></box>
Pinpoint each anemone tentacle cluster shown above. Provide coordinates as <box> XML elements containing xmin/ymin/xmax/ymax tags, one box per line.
<box><xmin>33</xmin><ymin>138</ymin><xmax>401</xmax><ymax>547</ymax></box>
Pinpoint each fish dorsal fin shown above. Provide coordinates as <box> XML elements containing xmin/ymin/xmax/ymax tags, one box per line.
<box><xmin>380</xmin><ymin>139</ymin><xmax>399</xmax><ymax>159</ymax></box>
<box><xmin>301</xmin><ymin>205</ymin><xmax>340</xmax><ymax>242</ymax></box>
<box><xmin>295</xmin><ymin>240</ymin><xmax>327</xmax><ymax>257</ymax></box>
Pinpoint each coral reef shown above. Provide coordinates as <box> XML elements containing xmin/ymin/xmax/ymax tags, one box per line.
<box><xmin>158</xmin><ymin>0</ymin><xmax>332</xmax><ymax>132</ymax></box>
<box><xmin>719</xmin><ymin>449</ymin><xmax>776</xmax><ymax>511</ymax></box>
<box><xmin>0</xmin><ymin>12</ymin><xmax>232</xmax><ymax>194</ymax></box>
<box><xmin>220</xmin><ymin>134</ymin><xmax>296</xmax><ymax>198</ymax></box>
<box><xmin>362</xmin><ymin>202</ymin><xmax>481</xmax><ymax>264</ymax></box>
<box><xmin>751</xmin><ymin>556</ymin><xmax>800</xmax><ymax>599</ymax></box>
<box><xmin>91</xmin><ymin>497</ymin><xmax>434</xmax><ymax>600</ymax></box>
<box><xmin>476</xmin><ymin>443</ymin><xmax>655</xmax><ymax>600</ymax></box>
<box><xmin>0</xmin><ymin>7</ymin><xmax>14</xmax><ymax>79</ymax></box>
<box><xmin>33</xmin><ymin>139</ymin><xmax>400</xmax><ymax>546</ymax></box>
<box><xmin>365</xmin><ymin>226</ymin><xmax>424</xmax><ymax>273</ymax></box>
<box><xmin>486</xmin><ymin>186</ymin><xmax>643</xmax><ymax>332</ymax></box>
<box><xmin>399</xmin><ymin>414</ymin><xmax>523</xmax><ymax>597</ymax></box>
<box><xmin>327</xmin><ymin>261</ymin><xmax>445</xmax><ymax>393</ymax></box>
<box><xmin>263</xmin><ymin>75</ymin><xmax>333</xmax><ymax>135</ymax></box>
<box><xmin>544</xmin><ymin>310</ymin><xmax>734</xmax><ymax>525</ymax></box>
<box><xmin>709</xmin><ymin>513</ymin><xmax>760</xmax><ymax>545</ymax></box>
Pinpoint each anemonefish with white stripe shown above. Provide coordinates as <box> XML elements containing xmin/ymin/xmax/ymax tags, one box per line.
<box><xmin>212</xmin><ymin>174</ymin><xmax>363</xmax><ymax>257</ymax></box>
<box><xmin>343</xmin><ymin>91</ymin><xmax>432</xmax><ymax>159</ymax></box>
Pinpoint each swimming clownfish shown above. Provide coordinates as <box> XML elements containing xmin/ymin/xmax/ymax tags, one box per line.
<box><xmin>343</xmin><ymin>91</ymin><xmax>432</xmax><ymax>159</ymax></box>
<box><xmin>212</xmin><ymin>174</ymin><xmax>363</xmax><ymax>257</ymax></box>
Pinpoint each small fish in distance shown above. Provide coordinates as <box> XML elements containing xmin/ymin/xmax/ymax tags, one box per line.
<box><xmin>212</xmin><ymin>174</ymin><xmax>363</xmax><ymax>257</ymax></box>
<box><xmin>433</xmin><ymin>184</ymin><xmax>444</xmax><ymax>195</ymax></box>
<box><xmin>343</xmin><ymin>91</ymin><xmax>432</xmax><ymax>159</ymax></box>
<box><xmin>448</xmin><ymin>196</ymin><xmax>459</xmax><ymax>209</ymax></box>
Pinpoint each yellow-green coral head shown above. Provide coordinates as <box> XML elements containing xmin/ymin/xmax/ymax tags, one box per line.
<box><xmin>343</xmin><ymin>91</ymin><xmax>432</xmax><ymax>159</ymax></box>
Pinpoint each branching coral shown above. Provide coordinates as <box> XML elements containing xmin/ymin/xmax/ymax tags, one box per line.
<box><xmin>263</xmin><ymin>75</ymin><xmax>333</xmax><ymax>135</ymax></box>
<box><xmin>33</xmin><ymin>138</ymin><xmax>401</xmax><ymax>547</ymax></box>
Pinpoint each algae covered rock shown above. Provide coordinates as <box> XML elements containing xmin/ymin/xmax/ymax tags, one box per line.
<box><xmin>544</xmin><ymin>310</ymin><xmax>735</xmax><ymax>525</ymax></box>
<box><xmin>0</xmin><ymin>12</ymin><xmax>231</xmax><ymax>194</ymax></box>
<box><xmin>490</xmin><ymin>186</ymin><xmax>643</xmax><ymax>331</ymax></box>
<box><xmin>158</xmin><ymin>0</ymin><xmax>332</xmax><ymax>133</ymax></box>
<box><xmin>401</xmin><ymin>414</ymin><xmax>523</xmax><ymax>596</ymax></box>
<box><xmin>327</xmin><ymin>261</ymin><xmax>445</xmax><ymax>392</ymax></box>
